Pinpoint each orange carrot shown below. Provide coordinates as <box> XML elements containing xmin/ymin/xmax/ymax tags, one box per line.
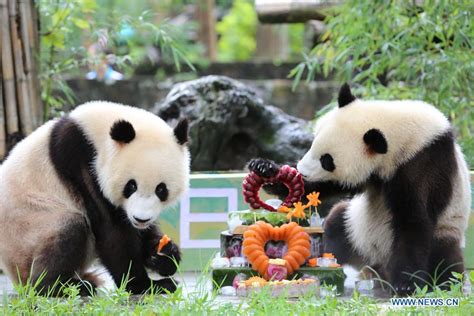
<box><xmin>322</xmin><ymin>253</ymin><xmax>335</xmax><ymax>259</ymax></box>
<box><xmin>242</xmin><ymin>221</ymin><xmax>311</xmax><ymax>279</ymax></box>
<box><xmin>157</xmin><ymin>234</ymin><xmax>171</xmax><ymax>253</ymax></box>
<box><xmin>308</xmin><ymin>258</ymin><xmax>317</xmax><ymax>267</ymax></box>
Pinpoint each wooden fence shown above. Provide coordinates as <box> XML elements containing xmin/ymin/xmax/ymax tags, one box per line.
<box><xmin>0</xmin><ymin>0</ymin><xmax>42</xmax><ymax>160</ymax></box>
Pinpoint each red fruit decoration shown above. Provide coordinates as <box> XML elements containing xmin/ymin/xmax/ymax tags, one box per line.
<box><xmin>242</xmin><ymin>165</ymin><xmax>304</xmax><ymax>212</ymax></box>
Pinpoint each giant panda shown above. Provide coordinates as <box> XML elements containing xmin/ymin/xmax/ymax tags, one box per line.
<box><xmin>0</xmin><ymin>101</ymin><xmax>190</xmax><ymax>295</ymax></box>
<box><xmin>248</xmin><ymin>84</ymin><xmax>471</xmax><ymax>295</ymax></box>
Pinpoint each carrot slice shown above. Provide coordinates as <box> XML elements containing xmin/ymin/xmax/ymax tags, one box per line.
<box><xmin>157</xmin><ymin>234</ymin><xmax>171</xmax><ymax>253</ymax></box>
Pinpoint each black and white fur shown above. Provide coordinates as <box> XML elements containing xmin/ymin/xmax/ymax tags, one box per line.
<box><xmin>249</xmin><ymin>84</ymin><xmax>471</xmax><ymax>295</ymax></box>
<box><xmin>0</xmin><ymin>101</ymin><xmax>190</xmax><ymax>295</ymax></box>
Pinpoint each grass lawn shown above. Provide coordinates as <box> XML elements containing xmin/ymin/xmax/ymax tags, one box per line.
<box><xmin>1</xmin><ymin>267</ymin><xmax>473</xmax><ymax>315</ymax></box>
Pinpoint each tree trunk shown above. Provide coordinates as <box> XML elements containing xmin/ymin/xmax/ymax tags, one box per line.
<box><xmin>0</xmin><ymin>0</ymin><xmax>42</xmax><ymax>159</ymax></box>
<box><xmin>255</xmin><ymin>24</ymin><xmax>289</xmax><ymax>60</ymax></box>
<box><xmin>196</xmin><ymin>0</ymin><xmax>217</xmax><ymax>61</ymax></box>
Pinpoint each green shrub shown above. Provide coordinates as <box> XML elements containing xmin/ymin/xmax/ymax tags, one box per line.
<box><xmin>39</xmin><ymin>0</ymin><xmax>194</xmax><ymax>119</ymax></box>
<box><xmin>289</xmin><ymin>23</ymin><xmax>306</xmax><ymax>60</ymax></box>
<box><xmin>292</xmin><ymin>0</ymin><xmax>473</xmax><ymax>165</ymax></box>
<box><xmin>216</xmin><ymin>0</ymin><xmax>257</xmax><ymax>61</ymax></box>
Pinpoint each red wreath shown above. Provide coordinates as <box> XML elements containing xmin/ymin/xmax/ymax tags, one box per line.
<box><xmin>242</xmin><ymin>165</ymin><xmax>304</xmax><ymax>212</ymax></box>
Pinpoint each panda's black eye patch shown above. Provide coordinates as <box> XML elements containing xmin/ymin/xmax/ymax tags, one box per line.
<box><xmin>155</xmin><ymin>182</ymin><xmax>168</xmax><ymax>202</ymax></box>
<box><xmin>320</xmin><ymin>154</ymin><xmax>335</xmax><ymax>172</ymax></box>
<box><xmin>123</xmin><ymin>179</ymin><xmax>137</xmax><ymax>198</ymax></box>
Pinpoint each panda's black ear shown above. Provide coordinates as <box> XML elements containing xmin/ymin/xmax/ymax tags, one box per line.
<box><xmin>363</xmin><ymin>129</ymin><xmax>388</xmax><ymax>154</ymax></box>
<box><xmin>174</xmin><ymin>118</ymin><xmax>188</xmax><ymax>145</ymax></box>
<box><xmin>338</xmin><ymin>83</ymin><xmax>356</xmax><ymax>108</ymax></box>
<box><xmin>110</xmin><ymin>120</ymin><xmax>135</xmax><ymax>143</ymax></box>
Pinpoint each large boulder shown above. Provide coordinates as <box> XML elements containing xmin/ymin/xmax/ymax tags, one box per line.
<box><xmin>154</xmin><ymin>76</ymin><xmax>313</xmax><ymax>171</ymax></box>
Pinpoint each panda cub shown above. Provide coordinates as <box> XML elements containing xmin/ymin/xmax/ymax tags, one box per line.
<box><xmin>249</xmin><ymin>84</ymin><xmax>471</xmax><ymax>295</ymax></box>
<box><xmin>0</xmin><ymin>101</ymin><xmax>190</xmax><ymax>295</ymax></box>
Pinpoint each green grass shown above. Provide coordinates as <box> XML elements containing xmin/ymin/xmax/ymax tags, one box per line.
<box><xmin>2</xmin><ymin>267</ymin><xmax>474</xmax><ymax>315</ymax></box>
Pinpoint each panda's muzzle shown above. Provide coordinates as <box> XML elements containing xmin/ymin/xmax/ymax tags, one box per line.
<box><xmin>133</xmin><ymin>216</ymin><xmax>151</xmax><ymax>224</ymax></box>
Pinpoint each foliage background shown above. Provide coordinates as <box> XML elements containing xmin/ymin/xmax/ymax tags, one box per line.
<box><xmin>216</xmin><ymin>0</ymin><xmax>257</xmax><ymax>61</ymax></box>
<box><xmin>292</xmin><ymin>0</ymin><xmax>473</xmax><ymax>165</ymax></box>
<box><xmin>38</xmin><ymin>0</ymin><xmax>195</xmax><ymax>119</ymax></box>
<box><xmin>38</xmin><ymin>0</ymin><xmax>473</xmax><ymax>165</ymax></box>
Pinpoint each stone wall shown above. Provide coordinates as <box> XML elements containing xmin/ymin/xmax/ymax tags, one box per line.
<box><xmin>62</xmin><ymin>76</ymin><xmax>338</xmax><ymax>120</ymax></box>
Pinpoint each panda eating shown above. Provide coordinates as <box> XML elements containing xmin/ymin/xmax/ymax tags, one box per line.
<box><xmin>249</xmin><ymin>84</ymin><xmax>471</xmax><ymax>295</ymax></box>
<box><xmin>0</xmin><ymin>101</ymin><xmax>190</xmax><ymax>295</ymax></box>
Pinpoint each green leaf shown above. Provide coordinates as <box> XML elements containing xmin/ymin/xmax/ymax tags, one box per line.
<box><xmin>52</xmin><ymin>8</ymin><xmax>71</xmax><ymax>26</ymax></box>
<box><xmin>78</xmin><ymin>0</ymin><xmax>97</xmax><ymax>13</ymax></box>
<box><xmin>42</xmin><ymin>32</ymin><xmax>65</xmax><ymax>49</ymax></box>
<box><xmin>451</xmin><ymin>271</ymin><xmax>463</xmax><ymax>280</ymax></box>
<box><xmin>289</xmin><ymin>63</ymin><xmax>305</xmax><ymax>91</ymax></box>
<box><xmin>72</xmin><ymin>18</ymin><xmax>89</xmax><ymax>30</ymax></box>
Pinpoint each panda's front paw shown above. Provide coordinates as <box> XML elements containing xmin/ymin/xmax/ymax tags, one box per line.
<box><xmin>391</xmin><ymin>275</ymin><xmax>421</xmax><ymax>296</ymax></box>
<box><xmin>247</xmin><ymin>158</ymin><xmax>279</xmax><ymax>178</ymax></box>
<box><xmin>152</xmin><ymin>278</ymin><xmax>178</xmax><ymax>294</ymax></box>
<box><xmin>147</xmin><ymin>240</ymin><xmax>181</xmax><ymax>276</ymax></box>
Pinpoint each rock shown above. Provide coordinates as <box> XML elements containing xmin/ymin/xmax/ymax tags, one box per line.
<box><xmin>154</xmin><ymin>76</ymin><xmax>313</xmax><ymax>171</ymax></box>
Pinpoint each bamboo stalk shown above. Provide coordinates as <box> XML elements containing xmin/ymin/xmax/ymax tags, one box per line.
<box><xmin>20</xmin><ymin>0</ymin><xmax>42</xmax><ymax>128</ymax></box>
<box><xmin>31</xmin><ymin>0</ymin><xmax>42</xmax><ymax>125</ymax></box>
<box><xmin>0</xmin><ymin>0</ymin><xmax>20</xmax><ymax>138</ymax></box>
<box><xmin>10</xmin><ymin>0</ymin><xmax>34</xmax><ymax>135</ymax></box>
<box><xmin>0</xmin><ymin>33</ymin><xmax>6</xmax><ymax>159</ymax></box>
<box><xmin>0</xmin><ymin>0</ymin><xmax>41</xmax><ymax>158</ymax></box>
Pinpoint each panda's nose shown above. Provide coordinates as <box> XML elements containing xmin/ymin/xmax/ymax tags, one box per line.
<box><xmin>133</xmin><ymin>216</ymin><xmax>150</xmax><ymax>223</ymax></box>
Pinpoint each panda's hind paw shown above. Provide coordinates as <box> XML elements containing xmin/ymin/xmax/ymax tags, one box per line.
<box><xmin>247</xmin><ymin>158</ymin><xmax>279</xmax><ymax>178</ymax></box>
<box><xmin>392</xmin><ymin>277</ymin><xmax>421</xmax><ymax>296</ymax></box>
